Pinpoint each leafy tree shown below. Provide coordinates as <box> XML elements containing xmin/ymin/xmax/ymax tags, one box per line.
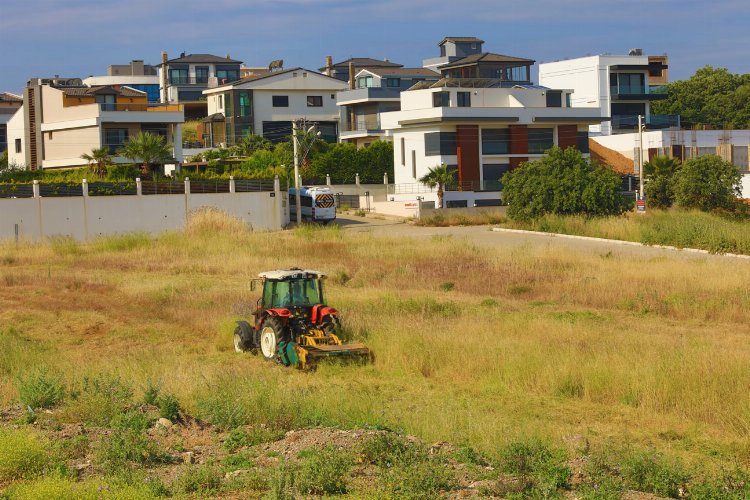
<box><xmin>651</xmin><ymin>66</ymin><xmax>750</xmax><ymax>129</ymax></box>
<box><xmin>503</xmin><ymin>146</ymin><xmax>629</xmax><ymax>220</ymax></box>
<box><xmin>643</xmin><ymin>156</ymin><xmax>680</xmax><ymax>209</ymax></box>
<box><xmin>419</xmin><ymin>163</ymin><xmax>456</xmax><ymax>209</ymax></box>
<box><xmin>118</xmin><ymin>132</ymin><xmax>173</xmax><ymax>176</ymax></box>
<box><xmin>359</xmin><ymin>141</ymin><xmax>394</xmax><ymax>183</ymax></box>
<box><xmin>308</xmin><ymin>141</ymin><xmax>394</xmax><ymax>184</ymax></box>
<box><xmin>238</xmin><ymin>149</ymin><xmax>276</xmax><ymax>172</ymax></box>
<box><xmin>0</xmin><ymin>150</ymin><xmax>7</xmax><ymax>170</ymax></box>
<box><xmin>81</xmin><ymin>146</ymin><xmax>112</xmax><ymax>179</ymax></box>
<box><xmin>672</xmin><ymin>154</ymin><xmax>742</xmax><ymax>211</ymax></box>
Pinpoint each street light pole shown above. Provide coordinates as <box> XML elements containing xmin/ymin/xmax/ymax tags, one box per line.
<box><xmin>292</xmin><ymin>120</ymin><xmax>302</xmax><ymax>225</ymax></box>
<box><xmin>638</xmin><ymin>114</ymin><xmax>645</xmax><ymax>204</ymax></box>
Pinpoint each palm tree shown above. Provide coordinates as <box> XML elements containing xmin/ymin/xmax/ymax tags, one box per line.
<box><xmin>119</xmin><ymin>131</ymin><xmax>173</xmax><ymax>176</ymax></box>
<box><xmin>80</xmin><ymin>146</ymin><xmax>111</xmax><ymax>179</ymax></box>
<box><xmin>234</xmin><ymin>133</ymin><xmax>272</xmax><ymax>157</ymax></box>
<box><xmin>419</xmin><ymin>164</ymin><xmax>456</xmax><ymax>209</ymax></box>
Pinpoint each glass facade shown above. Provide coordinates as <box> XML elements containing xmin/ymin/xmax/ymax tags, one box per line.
<box><xmin>128</xmin><ymin>84</ymin><xmax>160</xmax><ymax>103</ymax></box>
<box><xmin>457</xmin><ymin>92</ymin><xmax>471</xmax><ymax>107</ymax></box>
<box><xmin>610</xmin><ymin>73</ymin><xmax>646</xmax><ymax>95</ymax></box>
<box><xmin>103</xmin><ymin>128</ymin><xmax>128</xmax><ymax>154</ymax></box>
<box><xmin>425</xmin><ymin>132</ymin><xmax>457</xmax><ymax>156</ymax></box>
<box><xmin>481</xmin><ymin>129</ymin><xmax>510</xmax><ymax>154</ymax></box>
<box><xmin>528</xmin><ymin>128</ymin><xmax>554</xmax><ymax>154</ymax></box>
<box><xmin>482</xmin><ymin>163</ymin><xmax>508</xmax><ymax>191</ymax></box>
<box><xmin>239</xmin><ymin>92</ymin><xmax>250</xmax><ymax>117</ymax></box>
<box><xmin>432</xmin><ymin>91</ymin><xmax>449</xmax><ymax>107</ymax></box>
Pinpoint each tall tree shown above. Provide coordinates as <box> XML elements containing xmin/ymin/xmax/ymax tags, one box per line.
<box><xmin>81</xmin><ymin>146</ymin><xmax>112</xmax><ymax>179</ymax></box>
<box><xmin>234</xmin><ymin>133</ymin><xmax>272</xmax><ymax>157</ymax></box>
<box><xmin>643</xmin><ymin>156</ymin><xmax>681</xmax><ymax>209</ymax></box>
<box><xmin>419</xmin><ymin>164</ymin><xmax>456</xmax><ymax>209</ymax></box>
<box><xmin>118</xmin><ymin>132</ymin><xmax>173</xmax><ymax>176</ymax></box>
<box><xmin>651</xmin><ymin>66</ymin><xmax>750</xmax><ymax>129</ymax></box>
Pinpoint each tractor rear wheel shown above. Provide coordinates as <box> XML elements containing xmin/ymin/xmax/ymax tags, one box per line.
<box><xmin>260</xmin><ymin>317</ymin><xmax>283</xmax><ymax>361</ymax></box>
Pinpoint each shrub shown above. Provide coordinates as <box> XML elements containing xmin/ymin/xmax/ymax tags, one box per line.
<box><xmin>689</xmin><ymin>468</ymin><xmax>750</xmax><ymax>499</ymax></box>
<box><xmin>383</xmin><ymin>460</ymin><xmax>455</xmax><ymax>498</ymax></box>
<box><xmin>619</xmin><ymin>449</ymin><xmax>689</xmax><ymax>498</ymax></box>
<box><xmin>359</xmin><ymin>433</ymin><xmax>428</xmax><ymax>468</ymax></box>
<box><xmin>171</xmin><ymin>465</ymin><xmax>223</xmax><ymax>495</ymax></box>
<box><xmin>63</xmin><ymin>374</ymin><xmax>133</xmax><ymax>426</ymax></box>
<box><xmin>16</xmin><ymin>368</ymin><xmax>65</xmax><ymax>409</ymax></box>
<box><xmin>295</xmin><ymin>445</ymin><xmax>353</xmax><ymax>495</ymax></box>
<box><xmin>95</xmin><ymin>411</ymin><xmax>166</xmax><ymax>471</ymax></box>
<box><xmin>142</xmin><ymin>381</ymin><xmax>160</xmax><ymax>406</ymax></box>
<box><xmin>223</xmin><ymin>427</ymin><xmax>284</xmax><ymax>452</ymax></box>
<box><xmin>158</xmin><ymin>393</ymin><xmax>181</xmax><ymax>422</ymax></box>
<box><xmin>3</xmin><ymin>476</ymin><xmax>156</xmax><ymax>500</ymax></box>
<box><xmin>673</xmin><ymin>154</ymin><xmax>742</xmax><ymax>212</ymax></box>
<box><xmin>0</xmin><ymin>428</ymin><xmax>51</xmax><ymax>481</ymax></box>
<box><xmin>499</xmin><ymin>439</ymin><xmax>572</xmax><ymax>496</ymax></box>
<box><xmin>503</xmin><ymin>147</ymin><xmax>630</xmax><ymax>220</ymax></box>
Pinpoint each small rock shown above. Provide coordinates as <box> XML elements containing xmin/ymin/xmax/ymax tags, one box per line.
<box><xmin>155</xmin><ymin>418</ymin><xmax>173</xmax><ymax>429</ymax></box>
<box><xmin>181</xmin><ymin>451</ymin><xmax>195</xmax><ymax>464</ymax></box>
<box><xmin>225</xmin><ymin>470</ymin><xmax>245</xmax><ymax>479</ymax></box>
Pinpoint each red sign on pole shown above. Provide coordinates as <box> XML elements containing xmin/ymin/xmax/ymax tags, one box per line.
<box><xmin>636</xmin><ymin>197</ymin><xmax>646</xmax><ymax>212</ymax></box>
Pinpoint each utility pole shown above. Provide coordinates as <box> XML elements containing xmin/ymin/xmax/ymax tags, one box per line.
<box><xmin>638</xmin><ymin>114</ymin><xmax>646</xmax><ymax>213</ymax></box>
<box><xmin>292</xmin><ymin>120</ymin><xmax>302</xmax><ymax>225</ymax></box>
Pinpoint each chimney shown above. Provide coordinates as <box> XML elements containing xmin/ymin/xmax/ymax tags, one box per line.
<box><xmin>226</xmin><ymin>53</ymin><xmax>231</xmax><ymax>59</ymax></box>
<box><xmin>160</xmin><ymin>51</ymin><xmax>168</xmax><ymax>104</ymax></box>
<box><xmin>348</xmin><ymin>61</ymin><xmax>355</xmax><ymax>90</ymax></box>
<box><xmin>325</xmin><ymin>55</ymin><xmax>333</xmax><ymax>76</ymax></box>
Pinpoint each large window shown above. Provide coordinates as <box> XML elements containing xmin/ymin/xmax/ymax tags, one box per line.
<box><xmin>0</xmin><ymin>126</ymin><xmax>6</xmax><ymax>151</ymax></box>
<box><xmin>195</xmin><ymin>66</ymin><xmax>209</xmax><ymax>84</ymax></box>
<box><xmin>307</xmin><ymin>96</ymin><xmax>323</xmax><ymax>107</ymax></box>
<box><xmin>482</xmin><ymin>129</ymin><xmax>510</xmax><ymax>154</ymax></box>
<box><xmin>457</xmin><ymin>92</ymin><xmax>471</xmax><ymax>107</ymax></box>
<box><xmin>15</xmin><ymin>138</ymin><xmax>21</xmax><ymax>154</ymax></box>
<box><xmin>432</xmin><ymin>91</ymin><xmax>449</xmax><ymax>107</ymax></box>
<box><xmin>169</xmin><ymin>68</ymin><xmax>188</xmax><ymax>85</ymax></box>
<box><xmin>610</xmin><ymin>73</ymin><xmax>646</xmax><ymax>95</ymax></box>
<box><xmin>482</xmin><ymin>163</ymin><xmax>509</xmax><ymax>191</ymax></box>
<box><xmin>95</xmin><ymin>94</ymin><xmax>116</xmax><ymax>111</ymax></box>
<box><xmin>103</xmin><ymin>128</ymin><xmax>128</xmax><ymax>154</ymax></box>
<box><xmin>357</xmin><ymin>76</ymin><xmax>374</xmax><ymax>89</ymax></box>
<box><xmin>272</xmin><ymin>95</ymin><xmax>289</xmax><ymax>107</ymax></box>
<box><xmin>386</xmin><ymin>78</ymin><xmax>401</xmax><ymax>88</ymax></box>
<box><xmin>503</xmin><ymin>66</ymin><xmax>529</xmax><ymax>82</ymax></box>
<box><xmin>545</xmin><ymin>91</ymin><xmax>562</xmax><ymax>108</ymax></box>
<box><xmin>239</xmin><ymin>92</ymin><xmax>251</xmax><ymax>117</ymax></box>
<box><xmin>216</xmin><ymin>68</ymin><xmax>239</xmax><ymax>83</ymax></box>
<box><xmin>528</xmin><ymin>128</ymin><xmax>554</xmax><ymax>154</ymax></box>
<box><xmin>577</xmin><ymin>131</ymin><xmax>590</xmax><ymax>153</ymax></box>
<box><xmin>425</xmin><ymin>132</ymin><xmax>457</xmax><ymax>156</ymax></box>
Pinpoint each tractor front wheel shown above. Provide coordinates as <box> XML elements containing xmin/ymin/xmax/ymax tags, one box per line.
<box><xmin>321</xmin><ymin>315</ymin><xmax>341</xmax><ymax>335</ymax></box>
<box><xmin>260</xmin><ymin>317</ymin><xmax>283</xmax><ymax>361</ymax></box>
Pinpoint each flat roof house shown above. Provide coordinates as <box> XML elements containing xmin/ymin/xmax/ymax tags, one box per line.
<box><xmin>0</xmin><ymin>92</ymin><xmax>23</xmax><ymax>153</ymax></box>
<box><xmin>10</xmin><ymin>78</ymin><xmax>184</xmax><ymax>170</ymax></box>
<box><xmin>380</xmin><ymin>78</ymin><xmax>603</xmax><ymax>205</ymax></box>
<box><xmin>539</xmin><ymin>51</ymin><xmax>673</xmax><ymax>136</ymax></box>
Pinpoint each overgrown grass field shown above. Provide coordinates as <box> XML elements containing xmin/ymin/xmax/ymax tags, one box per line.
<box><xmin>1</xmin><ymin>210</ymin><xmax>750</xmax><ymax>497</ymax></box>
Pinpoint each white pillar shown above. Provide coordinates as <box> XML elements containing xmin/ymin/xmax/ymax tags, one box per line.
<box><xmin>229</xmin><ymin>175</ymin><xmax>236</xmax><ymax>193</ymax></box>
<box><xmin>184</xmin><ymin>177</ymin><xmax>190</xmax><ymax>195</ymax></box>
<box><xmin>383</xmin><ymin>172</ymin><xmax>388</xmax><ymax>185</ymax></box>
<box><xmin>173</xmin><ymin>123</ymin><xmax>183</xmax><ymax>162</ymax></box>
<box><xmin>355</xmin><ymin>173</ymin><xmax>360</xmax><ymax>186</ymax></box>
<box><xmin>135</xmin><ymin>178</ymin><xmax>142</xmax><ymax>196</ymax></box>
<box><xmin>81</xmin><ymin>179</ymin><xmax>89</xmax><ymax>197</ymax></box>
<box><xmin>32</xmin><ymin>180</ymin><xmax>40</xmax><ymax>198</ymax></box>
<box><xmin>326</xmin><ymin>174</ymin><xmax>331</xmax><ymax>186</ymax></box>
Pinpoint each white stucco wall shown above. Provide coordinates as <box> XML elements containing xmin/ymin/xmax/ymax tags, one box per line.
<box><xmin>6</xmin><ymin>107</ymin><xmax>26</xmax><ymax>167</ymax></box>
<box><xmin>0</xmin><ymin>190</ymin><xmax>285</xmax><ymax>241</ymax></box>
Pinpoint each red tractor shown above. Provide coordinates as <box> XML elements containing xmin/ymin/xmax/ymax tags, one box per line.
<box><xmin>234</xmin><ymin>268</ymin><xmax>370</xmax><ymax>368</ymax></box>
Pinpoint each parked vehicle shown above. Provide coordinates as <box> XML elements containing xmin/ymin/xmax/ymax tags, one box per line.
<box><xmin>288</xmin><ymin>186</ymin><xmax>336</xmax><ymax>224</ymax></box>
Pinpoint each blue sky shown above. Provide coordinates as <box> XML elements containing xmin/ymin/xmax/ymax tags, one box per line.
<box><xmin>2</xmin><ymin>0</ymin><xmax>749</xmax><ymax>93</ymax></box>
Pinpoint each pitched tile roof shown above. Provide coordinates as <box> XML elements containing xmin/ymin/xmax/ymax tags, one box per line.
<box><xmin>168</xmin><ymin>53</ymin><xmax>242</xmax><ymax>64</ymax></box>
<box><xmin>361</xmin><ymin>67</ymin><xmax>440</xmax><ymax>78</ymax></box>
<box><xmin>0</xmin><ymin>92</ymin><xmax>23</xmax><ymax>103</ymax></box>
<box><xmin>440</xmin><ymin>52</ymin><xmax>536</xmax><ymax>69</ymax></box>
<box><xmin>322</xmin><ymin>58</ymin><xmax>403</xmax><ymax>71</ymax></box>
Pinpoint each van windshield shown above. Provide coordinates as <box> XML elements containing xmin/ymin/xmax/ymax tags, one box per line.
<box><xmin>263</xmin><ymin>278</ymin><xmax>323</xmax><ymax>308</ymax></box>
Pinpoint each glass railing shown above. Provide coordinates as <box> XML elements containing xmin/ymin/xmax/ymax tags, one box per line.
<box><xmin>169</xmin><ymin>76</ymin><xmax>209</xmax><ymax>85</ymax></box>
<box><xmin>610</xmin><ymin>84</ymin><xmax>646</xmax><ymax>95</ymax></box>
<box><xmin>612</xmin><ymin>114</ymin><xmax>680</xmax><ymax>130</ymax></box>
<box><xmin>99</xmin><ymin>103</ymin><xmax>183</xmax><ymax>112</ymax></box>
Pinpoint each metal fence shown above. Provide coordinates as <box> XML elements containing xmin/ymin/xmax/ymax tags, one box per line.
<box><xmin>39</xmin><ymin>183</ymin><xmax>83</xmax><ymax>197</ymax></box>
<box><xmin>188</xmin><ymin>180</ymin><xmax>231</xmax><ymax>194</ymax></box>
<box><xmin>235</xmin><ymin>179</ymin><xmax>275</xmax><ymax>192</ymax></box>
<box><xmin>141</xmin><ymin>181</ymin><xmax>185</xmax><ymax>195</ymax></box>
<box><xmin>88</xmin><ymin>182</ymin><xmax>138</xmax><ymax>196</ymax></box>
<box><xmin>0</xmin><ymin>184</ymin><xmax>34</xmax><ymax>199</ymax></box>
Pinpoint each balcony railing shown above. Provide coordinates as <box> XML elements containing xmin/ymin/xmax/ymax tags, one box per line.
<box><xmin>99</xmin><ymin>103</ymin><xmax>183</xmax><ymax>112</ymax></box>
<box><xmin>169</xmin><ymin>76</ymin><xmax>209</xmax><ymax>85</ymax></box>
<box><xmin>612</xmin><ymin>114</ymin><xmax>680</xmax><ymax>130</ymax></box>
<box><xmin>342</xmin><ymin>116</ymin><xmax>382</xmax><ymax>133</ymax></box>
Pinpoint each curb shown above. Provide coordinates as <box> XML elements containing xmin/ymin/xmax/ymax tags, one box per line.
<box><xmin>490</xmin><ymin>227</ymin><xmax>750</xmax><ymax>260</ymax></box>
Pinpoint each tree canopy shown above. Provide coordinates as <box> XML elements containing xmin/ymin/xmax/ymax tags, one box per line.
<box><xmin>651</xmin><ymin>66</ymin><xmax>750</xmax><ymax>129</ymax></box>
<box><xmin>419</xmin><ymin>164</ymin><xmax>456</xmax><ymax>209</ymax></box>
<box><xmin>672</xmin><ymin>154</ymin><xmax>742</xmax><ymax>212</ymax></box>
<box><xmin>308</xmin><ymin>141</ymin><xmax>393</xmax><ymax>184</ymax></box>
<box><xmin>503</xmin><ymin>147</ymin><xmax>630</xmax><ymax>220</ymax></box>
<box><xmin>119</xmin><ymin>132</ymin><xmax>173</xmax><ymax>176</ymax></box>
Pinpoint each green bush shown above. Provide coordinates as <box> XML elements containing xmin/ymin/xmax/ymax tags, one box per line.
<box><xmin>158</xmin><ymin>393</ymin><xmax>181</xmax><ymax>422</ymax></box>
<box><xmin>63</xmin><ymin>374</ymin><xmax>133</xmax><ymax>426</ymax></box>
<box><xmin>142</xmin><ymin>381</ymin><xmax>160</xmax><ymax>405</ymax></box>
<box><xmin>359</xmin><ymin>433</ymin><xmax>424</xmax><ymax>468</ymax></box>
<box><xmin>223</xmin><ymin>427</ymin><xmax>284</xmax><ymax>452</ymax></box>
<box><xmin>619</xmin><ymin>449</ymin><xmax>689</xmax><ymax>498</ymax></box>
<box><xmin>689</xmin><ymin>468</ymin><xmax>750</xmax><ymax>499</ymax></box>
<box><xmin>95</xmin><ymin>411</ymin><xmax>166</xmax><ymax>471</ymax></box>
<box><xmin>503</xmin><ymin>147</ymin><xmax>630</xmax><ymax>220</ymax></box>
<box><xmin>3</xmin><ymin>476</ymin><xmax>156</xmax><ymax>500</ymax></box>
<box><xmin>0</xmin><ymin>428</ymin><xmax>51</xmax><ymax>481</ymax></box>
<box><xmin>383</xmin><ymin>460</ymin><xmax>455</xmax><ymax>498</ymax></box>
<box><xmin>16</xmin><ymin>368</ymin><xmax>65</xmax><ymax>409</ymax></box>
<box><xmin>673</xmin><ymin>155</ymin><xmax>742</xmax><ymax>212</ymax></box>
<box><xmin>295</xmin><ymin>445</ymin><xmax>353</xmax><ymax>496</ymax></box>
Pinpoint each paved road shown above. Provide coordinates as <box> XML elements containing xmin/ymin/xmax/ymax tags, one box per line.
<box><xmin>334</xmin><ymin>214</ymin><xmax>747</xmax><ymax>262</ymax></box>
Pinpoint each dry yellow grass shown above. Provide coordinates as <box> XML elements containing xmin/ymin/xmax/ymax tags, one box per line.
<box><xmin>1</xmin><ymin>212</ymin><xmax>750</xmax><ymax>477</ymax></box>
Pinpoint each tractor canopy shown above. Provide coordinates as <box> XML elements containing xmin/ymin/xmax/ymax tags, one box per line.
<box><xmin>259</xmin><ymin>269</ymin><xmax>327</xmax><ymax>309</ymax></box>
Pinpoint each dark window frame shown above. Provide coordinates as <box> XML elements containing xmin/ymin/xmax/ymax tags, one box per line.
<box><xmin>481</xmin><ymin>129</ymin><xmax>510</xmax><ymax>155</ymax></box>
<box><xmin>272</xmin><ymin>95</ymin><xmax>289</xmax><ymax>107</ymax></box>
<box><xmin>425</xmin><ymin>132</ymin><xmax>457</xmax><ymax>156</ymax></box>
<box><xmin>306</xmin><ymin>95</ymin><xmax>323</xmax><ymax>107</ymax></box>
<box><xmin>457</xmin><ymin>91</ymin><xmax>471</xmax><ymax>107</ymax></box>
<box><xmin>432</xmin><ymin>91</ymin><xmax>450</xmax><ymax>107</ymax></box>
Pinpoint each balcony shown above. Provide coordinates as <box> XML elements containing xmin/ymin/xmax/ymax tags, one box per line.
<box><xmin>342</xmin><ymin>116</ymin><xmax>381</xmax><ymax>133</ymax></box>
<box><xmin>337</xmin><ymin>86</ymin><xmax>402</xmax><ymax>105</ymax></box>
<box><xmin>99</xmin><ymin>103</ymin><xmax>184</xmax><ymax>125</ymax></box>
<box><xmin>98</xmin><ymin>103</ymin><xmax>183</xmax><ymax>112</ymax></box>
<box><xmin>610</xmin><ymin>84</ymin><xmax>668</xmax><ymax>101</ymax></box>
<box><xmin>169</xmin><ymin>76</ymin><xmax>209</xmax><ymax>86</ymax></box>
<box><xmin>611</xmin><ymin>114</ymin><xmax>680</xmax><ymax>130</ymax></box>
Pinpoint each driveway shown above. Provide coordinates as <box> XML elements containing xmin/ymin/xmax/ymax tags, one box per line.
<box><xmin>334</xmin><ymin>214</ymin><xmax>747</xmax><ymax>261</ymax></box>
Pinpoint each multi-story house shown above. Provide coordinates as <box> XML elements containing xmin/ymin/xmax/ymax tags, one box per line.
<box><xmin>337</xmin><ymin>67</ymin><xmax>439</xmax><ymax>147</ymax></box>
<box><xmin>201</xmin><ymin>68</ymin><xmax>348</xmax><ymax>146</ymax></box>
<box><xmin>539</xmin><ymin>51</ymin><xmax>674</xmax><ymax>135</ymax></box>
<box><xmin>159</xmin><ymin>52</ymin><xmax>242</xmax><ymax>120</ymax></box>
<box><xmin>8</xmin><ymin>78</ymin><xmax>183</xmax><ymax>170</ymax></box>
<box><xmin>423</xmin><ymin>37</ymin><xmax>535</xmax><ymax>86</ymax></box>
<box><xmin>84</xmin><ymin>60</ymin><xmax>160</xmax><ymax>103</ymax></box>
<box><xmin>380</xmin><ymin>78</ymin><xmax>602</xmax><ymax>205</ymax></box>
<box><xmin>1</xmin><ymin>92</ymin><xmax>23</xmax><ymax>153</ymax></box>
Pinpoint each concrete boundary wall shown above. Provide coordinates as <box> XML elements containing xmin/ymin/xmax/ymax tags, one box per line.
<box><xmin>1</xmin><ymin>182</ymin><xmax>286</xmax><ymax>241</ymax></box>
